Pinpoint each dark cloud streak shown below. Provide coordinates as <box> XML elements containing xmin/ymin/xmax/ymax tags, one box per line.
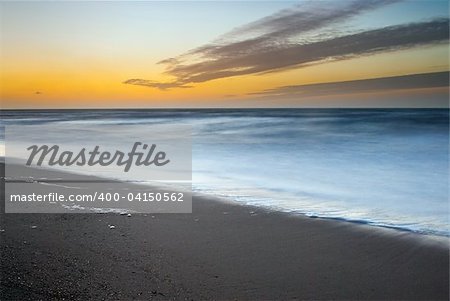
<box><xmin>167</xmin><ymin>19</ymin><xmax>449</xmax><ymax>83</ymax></box>
<box><xmin>250</xmin><ymin>71</ymin><xmax>449</xmax><ymax>98</ymax></box>
<box><xmin>123</xmin><ymin>0</ymin><xmax>448</xmax><ymax>90</ymax></box>
<box><xmin>198</xmin><ymin>0</ymin><xmax>399</xmax><ymax>58</ymax></box>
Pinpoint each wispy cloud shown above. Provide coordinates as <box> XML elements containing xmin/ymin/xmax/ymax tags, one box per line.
<box><xmin>192</xmin><ymin>0</ymin><xmax>399</xmax><ymax>57</ymax></box>
<box><xmin>124</xmin><ymin>0</ymin><xmax>449</xmax><ymax>90</ymax></box>
<box><xmin>250</xmin><ymin>71</ymin><xmax>449</xmax><ymax>98</ymax></box>
<box><xmin>123</xmin><ymin>79</ymin><xmax>192</xmax><ymax>90</ymax></box>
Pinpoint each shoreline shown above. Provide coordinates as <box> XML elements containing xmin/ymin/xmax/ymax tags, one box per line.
<box><xmin>6</xmin><ymin>158</ymin><xmax>449</xmax><ymax>240</ymax></box>
<box><xmin>198</xmin><ymin>191</ymin><xmax>450</xmax><ymax>243</ymax></box>
<box><xmin>1</xmin><ymin>163</ymin><xmax>449</xmax><ymax>300</ymax></box>
<box><xmin>194</xmin><ymin>190</ymin><xmax>450</xmax><ymax>247</ymax></box>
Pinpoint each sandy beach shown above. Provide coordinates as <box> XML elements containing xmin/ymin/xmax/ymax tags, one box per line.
<box><xmin>0</xmin><ymin>163</ymin><xmax>449</xmax><ymax>300</ymax></box>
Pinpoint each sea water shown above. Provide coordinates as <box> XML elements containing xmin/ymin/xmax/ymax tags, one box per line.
<box><xmin>1</xmin><ymin>109</ymin><xmax>448</xmax><ymax>236</ymax></box>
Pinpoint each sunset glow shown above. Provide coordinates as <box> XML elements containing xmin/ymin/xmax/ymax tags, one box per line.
<box><xmin>1</xmin><ymin>1</ymin><xmax>448</xmax><ymax>108</ymax></box>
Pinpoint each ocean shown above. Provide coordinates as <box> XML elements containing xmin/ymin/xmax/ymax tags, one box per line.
<box><xmin>1</xmin><ymin>109</ymin><xmax>448</xmax><ymax>236</ymax></box>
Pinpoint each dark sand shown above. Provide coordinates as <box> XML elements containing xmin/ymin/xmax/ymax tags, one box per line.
<box><xmin>0</xmin><ymin>163</ymin><xmax>449</xmax><ymax>300</ymax></box>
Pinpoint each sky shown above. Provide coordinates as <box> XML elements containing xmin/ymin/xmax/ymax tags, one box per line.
<box><xmin>0</xmin><ymin>0</ymin><xmax>448</xmax><ymax>108</ymax></box>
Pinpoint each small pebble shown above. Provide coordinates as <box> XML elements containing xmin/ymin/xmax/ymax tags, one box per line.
<box><xmin>109</xmin><ymin>225</ymin><xmax>116</xmax><ymax>229</ymax></box>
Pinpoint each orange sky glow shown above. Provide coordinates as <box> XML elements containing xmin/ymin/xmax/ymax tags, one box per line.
<box><xmin>1</xmin><ymin>1</ymin><xmax>448</xmax><ymax>108</ymax></box>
